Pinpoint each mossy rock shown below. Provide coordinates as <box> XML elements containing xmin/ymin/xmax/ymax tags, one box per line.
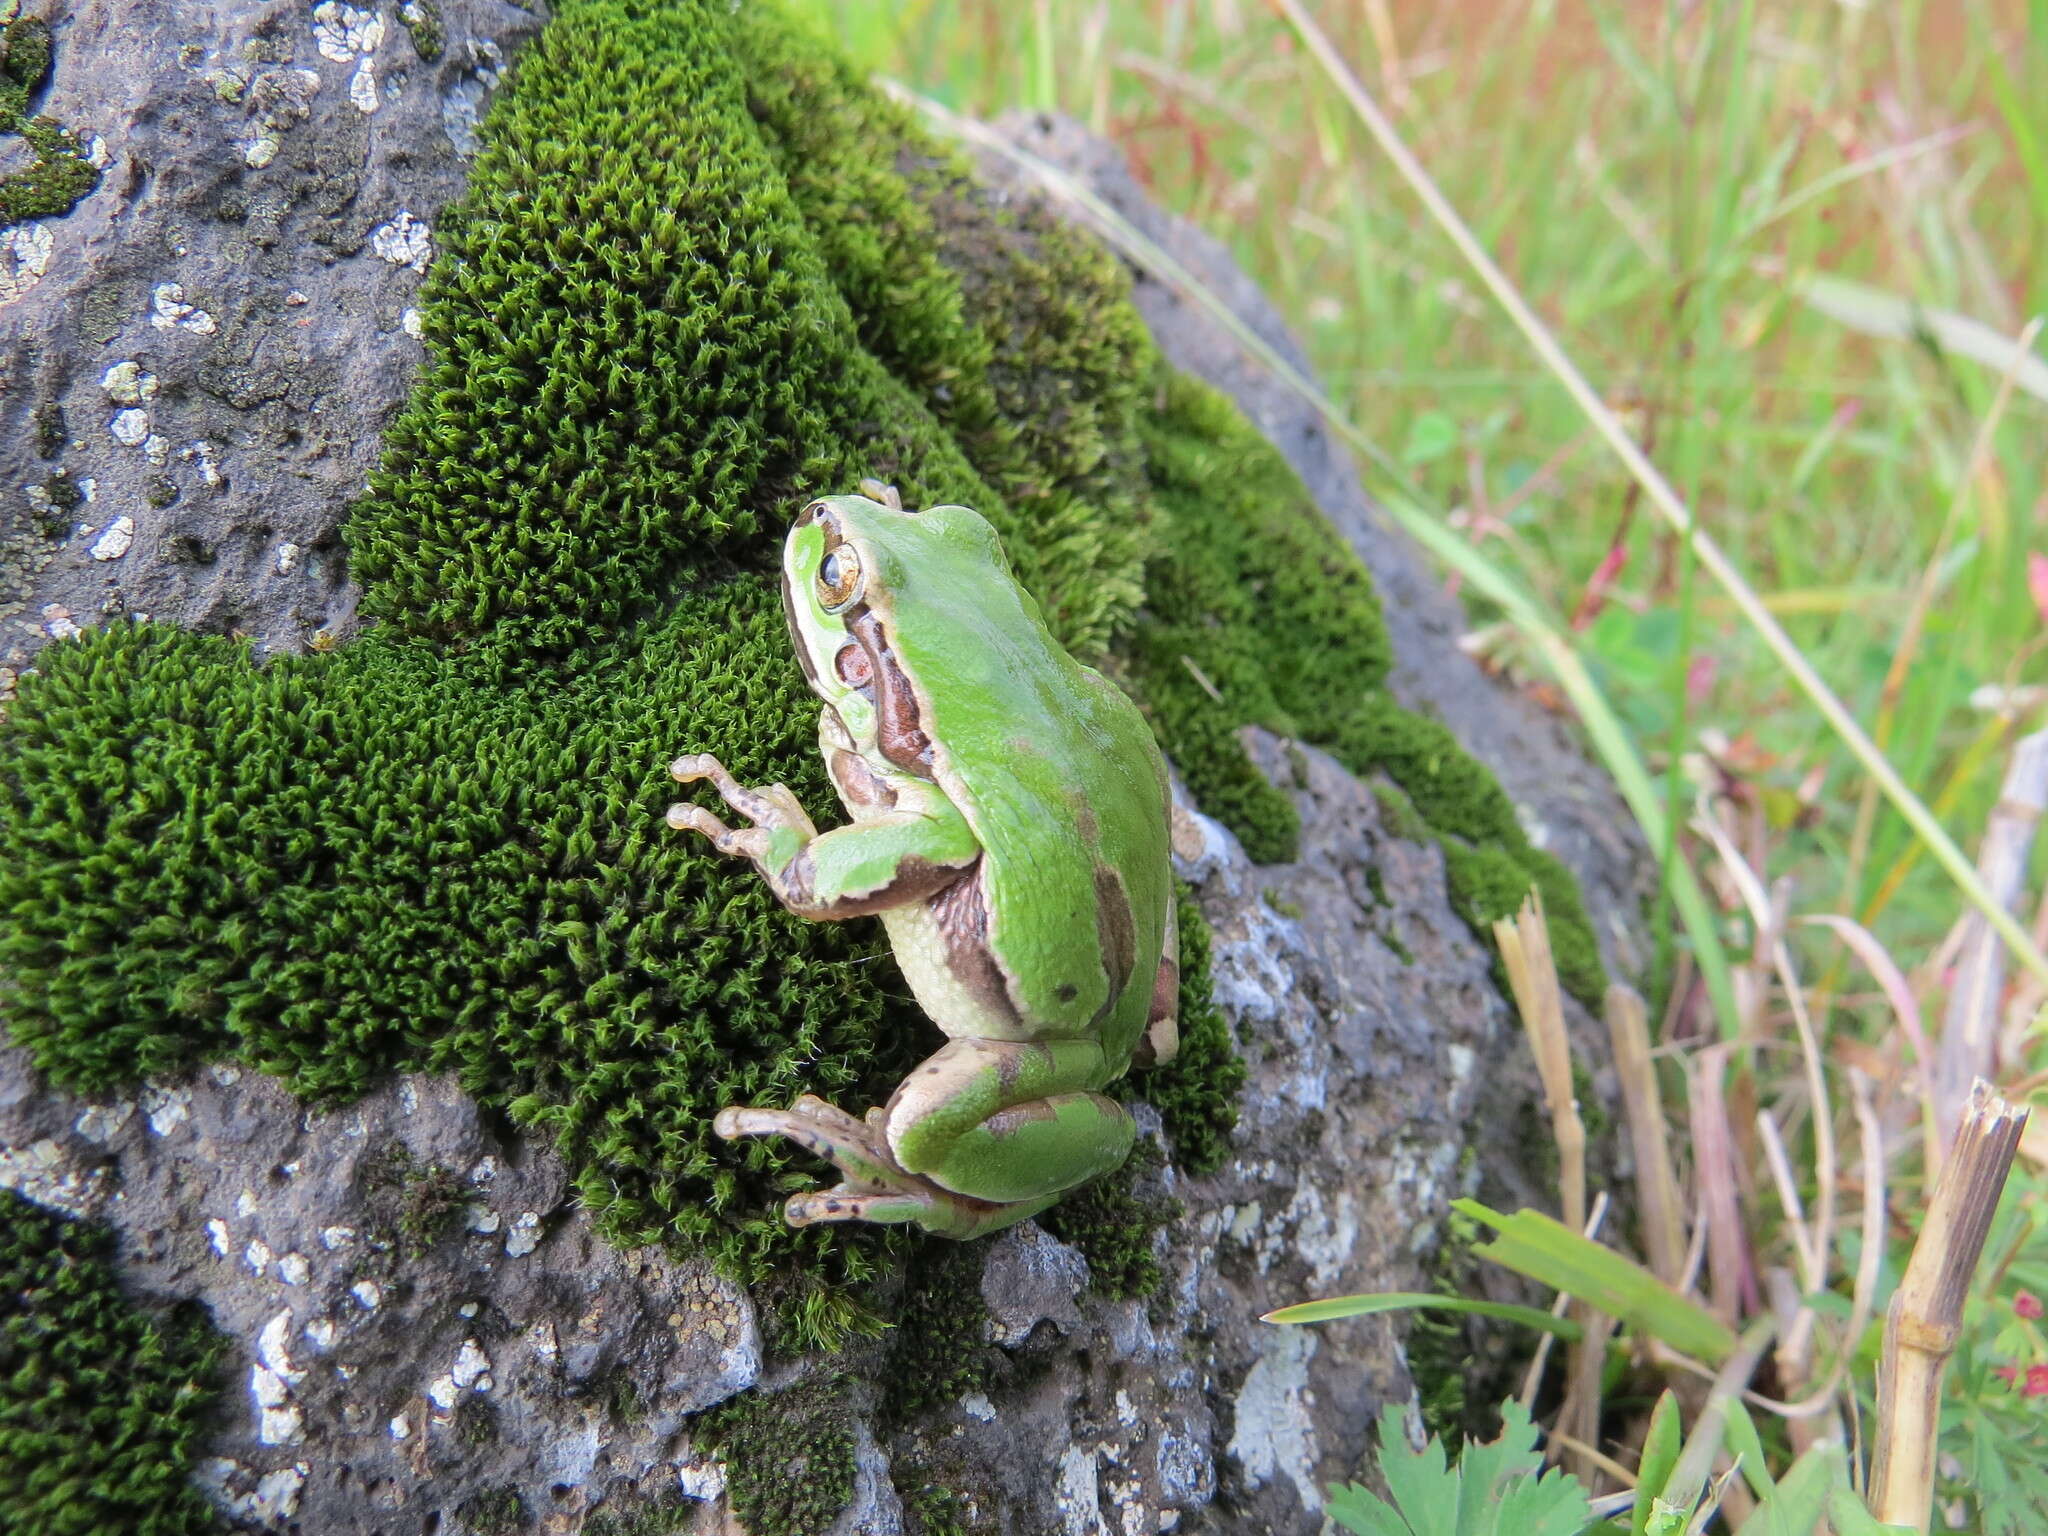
<box><xmin>0</xmin><ymin>0</ymin><xmax>1600</xmax><ymax>1399</ymax></box>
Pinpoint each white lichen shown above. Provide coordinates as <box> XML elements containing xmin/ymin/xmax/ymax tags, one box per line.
<box><xmin>320</xmin><ymin>1224</ymin><xmax>356</xmax><ymax>1250</ymax></box>
<box><xmin>0</xmin><ymin>223</ymin><xmax>54</xmax><ymax>309</ymax></box>
<box><xmin>73</xmin><ymin>1101</ymin><xmax>134</xmax><ymax>1142</ymax></box>
<box><xmin>313</xmin><ymin>1</ymin><xmax>385</xmax><ymax>62</ymax></box>
<box><xmin>275</xmin><ymin>541</ymin><xmax>301</xmax><ymax>575</ymax></box>
<box><xmin>277</xmin><ymin>1251</ymin><xmax>311</xmax><ymax>1285</ymax></box>
<box><xmin>1224</xmin><ymin>1327</ymin><xmax>1320</xmax><ymax>1511</ymax></box>
<box><xmin>0</xmin><ymin>1138</ymin><xmax>108</xmax><ymax>1217</ymax></box>
<box><xmin>141</xmin><ymin>1084</ymin><xmax>192</xmax><ymax>1135</ymax></box>
<box><xmin>505</xmin><ymin>1210</ymin><xmax>542</xmax><ymax>1257</ymax></box>
<box><xmin>99</xmin><ymin>361</ymin><xmax>159</xmax><ymax>405</ymax></box>
<box><xmin>196</xmin><ymin>1459</ymin><xmax>307</xmax><ymax>1524</ymax></box>
<box><xmin>350</xmin><ymin>1279</ymin><xmax>382</xmax><ymax>1310</ymax></box>
<box><xmin>303</xmin><ymin>1316</ymin><xmax>338</xmax><ymax>1351</ymax></box>
<box><xmin>349</xmin><ymin>58</ymin><xmax>379</xmax><ymax>112</ymax></box>
<box><xmin>150</xmin><ymin>282</ymin><xmax>217</xmax><ymax>334</ymax></box>
<box><xmin>88</xmin><ymin>516</ymin><xmax>135</xmax><ymax>561</ymax></box>
<box><xmin>244</xmin><ymin>1239</ymin><xmax>274</xmax><ymax>1275</ymax></box>
<box><xmin>251</xmin><ymin>1365</ymin><xmax>304</xmax><ymax>1445</ymax></box>
<box><xmin>206</xmin><ymin>1218</ymin><xmax>233</xmax><ymax>1256</ymax></box>
<box><xmin>39</xmin><ymin>604</ymin><xmax>82</xmax><ymax>640</ymax></box>
<box><xmin>401</xmin><ymin>305</ymin><xmax>423</xmax><ymax>337</ymax></box>
<box><xmin>370</xmin><ymin>210</ymin><xmax>432</xmax><ymax>272</ymax></box>
<box><xmin>109</xmin><ymin>409</ymin><xmax>150</xmax><ymax>447</ymax></box>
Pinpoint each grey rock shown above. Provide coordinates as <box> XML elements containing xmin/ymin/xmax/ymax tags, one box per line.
<box><xmin>0</xmin><ymin>1054</ymin><xmax>760</xmax><ymax>1532</ymax></box>
<box><xmin>981</xmin><ymin>1222</ymin><xmax>1091</xmax><ymax>1346</ymax></box>
<box><xmin>0</xmin><ymin>0</ymin><xmax>542</xmax><ymax>676</ymax></box>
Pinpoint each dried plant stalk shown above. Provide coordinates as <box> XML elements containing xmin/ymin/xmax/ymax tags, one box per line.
<box><xmin>1494</xmin><ymin>893</ymin><xmax>1585</xmax><ymax>1235</ymax></box>
<box><xmin>1868</xmin><ymin>1081</ymin><xmax>2030</xmax><ymax>1531</ymax></box>
<box><xmin>1605</xmin><ymin>984</ymin><xmax>1688</xmax><ymax>1287</ymax></box>
<box><xmin>1933</xmin><ymin>732</ymin><xmax>2048</xmax><ymax>1150</ymax></box>
<box><xmin>1494</xmin><ymin>893</ymin><xmax>1596</xmax><ymax>1479</ymax></box>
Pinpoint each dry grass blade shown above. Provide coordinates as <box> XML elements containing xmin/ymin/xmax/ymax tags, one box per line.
<box><xmin>1868</xmin><ymin>1081</ymin><xmax>2031</xmax><ymax>1532</ymax></box>
<box><xmin>1933</xmin><ymin>731</ymin><xmax>2048</xmax><ymax>1151</ymax></box>
<box><xmin>1801</xmin><ymin>913</ymin><xmax>1940</xmax><ymax>1173</ymax></box>
<box><xmin>1606</xmin><ymin>984</ymin><xmax>1687</xmax><ymax>1287</ymax></box>
<box><xmin>1267</xmin><ymin>0</ymin><xmax>2048</xmax><ymax>993</ymax></box>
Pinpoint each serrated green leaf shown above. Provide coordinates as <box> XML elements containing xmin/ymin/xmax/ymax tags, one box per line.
<box><xmin>1326</xmin><ymin>1399</ymin><xmax>1596</xmax><ymax>1536</ymax></box>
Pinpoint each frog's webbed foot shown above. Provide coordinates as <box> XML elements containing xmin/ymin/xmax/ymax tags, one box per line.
<box><xmin>714</xmin><ymin>1095</ymin><xmax>1049</xmax><ymax>1240</ymax></box>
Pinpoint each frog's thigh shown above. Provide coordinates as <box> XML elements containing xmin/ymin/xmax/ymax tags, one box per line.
<box><xmin>885</xmin><ymin>1039</ymin><xmax>1135</xmax><ymax>1206</ymax></box>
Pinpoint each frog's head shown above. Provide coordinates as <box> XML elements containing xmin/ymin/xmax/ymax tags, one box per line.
<box><xmin>781</xmin><ymin>492</ymin><xmax>1016</xmax><ymax>774</ymax></box>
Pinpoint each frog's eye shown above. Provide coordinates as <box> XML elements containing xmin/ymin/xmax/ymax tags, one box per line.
<box><xmin>816</xmin><ymin>545</ymin><xmax>864</xmax><ymax>612</ymax></box>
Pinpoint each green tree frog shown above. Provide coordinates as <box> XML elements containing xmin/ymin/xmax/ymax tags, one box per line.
<box><xmin>665</xmin><ymin>488</ymin><xmax>1178</xmax><ymax>1239</ymax></box>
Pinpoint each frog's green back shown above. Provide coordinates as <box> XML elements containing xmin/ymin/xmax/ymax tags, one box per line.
<box><xmin>851</xmin><ymin>503</ymin><xmax>1171</xmax><ymax>1059</ymax></box>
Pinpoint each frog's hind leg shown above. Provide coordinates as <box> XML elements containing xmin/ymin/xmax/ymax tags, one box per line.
<box><xmin>883</xmin><ymin>1038</ymin><xmax>1136</xmax><ymax>1206</ymax></box>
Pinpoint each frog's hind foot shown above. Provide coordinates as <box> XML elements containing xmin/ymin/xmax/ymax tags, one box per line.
<box><xmin>714</xmin><ymin>1094</ymin><xmax>1053</xmax><ymax>1240</ymax></box>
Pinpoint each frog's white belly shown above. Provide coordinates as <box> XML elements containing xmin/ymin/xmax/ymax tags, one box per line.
<box><xmin>878</xmin><ymin>896</ymin><xmax>1044</xmax><ymax>1043</ymax></box>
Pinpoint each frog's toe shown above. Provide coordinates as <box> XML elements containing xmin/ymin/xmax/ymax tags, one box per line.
<box><xmin>666</xmin><ymin>802</ymin><xmax>728</xmax><ymax>836</ymax></box>
<box><xmin>668</xmin><ymin>752</ymin><xmax>722</xmax><ymax>784</ymax></box>
<box><xmin>784</xmin><ymin>1186</ymin><xmax>936</xmax><ymax>1228</ymax></box>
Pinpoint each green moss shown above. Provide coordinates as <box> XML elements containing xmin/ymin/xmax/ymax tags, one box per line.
<box><xmin>899</xmin><ymin>1481</ymin><xmax>988</xmax><ymax>1536</ymax></box>
<box><xmin>879</xmin><ymin>1240</ymin><xmax>996</xmax><ymax>1422</ymax></box>
<box><xmin>33</xmin><ymin>402</ymin><xmax>65</xmax><ymax>459</ymax></box>
<box><xmin>456</xmin><ymin>1486</ymin><xmax>524</xmax><ymax>1535</ymax></box>
<box><xmin>1132</xmin><ymin>888</ymin><xmax>1243</xmax><ymax>1176</ymax></box>
<box><xmin>0</xmin><ymin>1192</ymin><xmax>228</xmax><ymax>1536</ymax></box>
<box><xmin>1039</xmin><ymin>1136</ymin><xmax>1179</xmax><ymax>1300</ymax></box>
<box><xmin>692</xmin><ymin>1374</ymin><xmax>857</xmax><ymax>1536</ymax></box>
<box><xmin>1129</xmin><ymin>372</ymin><xmax>1605</xmax><ymax>1006</ymax></box>
<box><xmin>398</xmin><ymin>0</ymin><xmax>444</xmax><ymax>62</ymax></box>
<box><xmin>0</xmin><ymin>18</ymin><xmax>101</xmax><ymax>224</ymax></box>
<box><xmin>586</xmin><ymin>1492</ymin><xmax>694</xmax><ymax>1536</ymax></box>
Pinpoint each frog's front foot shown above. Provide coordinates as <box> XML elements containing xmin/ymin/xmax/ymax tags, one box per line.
<box><xmin>665</xmin><ymin>752</ymin><xmax>818</xmax><ymax>865</ymax></box>
<box><xmin>714</xmin><ymin>1095</ymin><xmax>1052</xmax><ymax>1240</ymax></box>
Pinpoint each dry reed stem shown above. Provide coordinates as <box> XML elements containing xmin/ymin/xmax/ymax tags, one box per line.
<box><xmin>1494</xmin><ymin>893</ymin><xmax>1586</xmax><ymax>1236</ymax></box>
<box><xmin>1687</xmin><ymin>1045</ymin><xmax>1750</xmax><ymax>1324</ymax></box>
<box><xmin>1933</xmin><ymin>731</ymin><xmax>2048</xmax><ymax>1151</ymax></box>
<box><xmin>1868</xmin><ymin>1081</ymin><xmax>2030</xmax><ymax>1532</ymax></box>
<box><xmin>1606</xmin><ymin>984</ymin><xmax>1688</xmax><ymax>1287</ymax></box>
<box><xmin>1494</xmin><ymin>893</ymin><xmax>1604</xmax><ymax>1482</ymax></box>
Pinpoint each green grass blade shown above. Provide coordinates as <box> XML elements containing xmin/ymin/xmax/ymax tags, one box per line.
<box><xmin>1263</xmin><ymin>1289</ymin><xmax>1583</xmax><ymax>1338</ymax></box>
<box><xmin>1454</xmin><ymin>1199</ymin><xmax>1738</xmax><ymax>1363</ymax></box>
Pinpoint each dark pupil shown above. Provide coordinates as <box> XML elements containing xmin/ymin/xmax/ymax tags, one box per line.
<box><xmin>822</xmin><ymin>552</ymin><xmax>844</xmax><ymax>589</ymax></box>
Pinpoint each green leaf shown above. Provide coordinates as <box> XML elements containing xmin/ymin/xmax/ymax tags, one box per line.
<box><xmin>1401</xmin><ymin>410</ymin><xmax>1460</xmax><ymax>465</ymax></box>
<box><xmin>1743</xmin><ymin>1444</ymin><xmax>1840</xmax><ymax>1536</ymax></box>
<box><xmin>1264</xmin><ymin>1290</ymin><xmax>1583</xmax><ymax>1339</ymax></box>
<box><xmin>1631</xmin><ymin>1391</ymin><xmax>1683</xmax><ymax>1536</ymax></box>
<box><xmin>1826</xmin><ymin>1478</ymin><xmax>1918</xmax><ymax>1536</ymax></box>
<box><xmin>1326</xmin><ymin>1400</ymin><xmax>1596</xmax><ymax>1536</ymax></box>
<box><xmin>1453</xmin><ymin>1201</ymin><xmax>1738</xmax><ymax>1363</ymax></box>
<box><xmin>1721</xmin><ymin>1397</ymin><xmax>1774</xmax><ymax>1500</ymax></box>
